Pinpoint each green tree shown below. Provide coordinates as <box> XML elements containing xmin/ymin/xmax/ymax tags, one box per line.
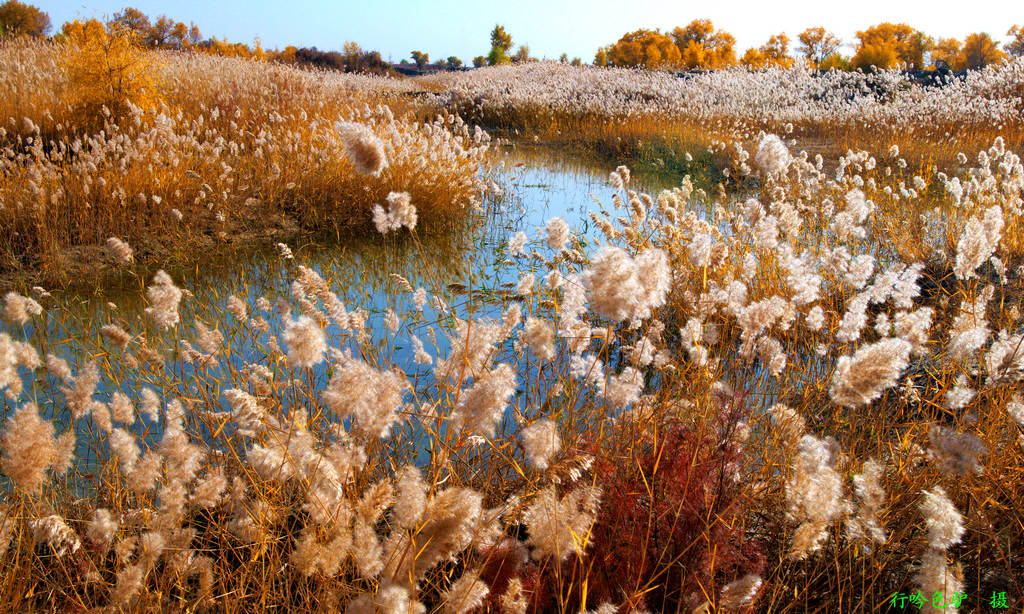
<box><xmin>445</xmin><ymin>55</ymin><xmax>462</xmax><ymax>69</ymax></box>
<box><xmin>487</xmin><ymin>24</ymin><xmax>513</xmax><ymax>65</ymax></box>
<box><xmin>570</xmin><ymin>56</ymin><xmax>581</xmax><ymax>66</ymax></box>
<box><xmin>0</xmin><ymin>0</ymin><xmax>50</xmax><ymax>37</ymax></box>
<box><xmin>490</xmin><ymin>24</ymin><xmax>512</xmax><ymax>53</ymax></box>
<box><xmin>472</xmin><ymin>55</ymin><xmax>486</xmax><ymax>67</ymax></box>
<box><xmin>410</xmin><ymin>50</ymin><xmax>429</xmax><ymax>68</ymax></box>
<box><xmin>486</xmin><ymin>46</ymin><xmax>509</xmax><ymax>65</ymax></box>
<box><xmin>819</xmin><ymin>52</ymin><xmax>852</xmax><ymax>71</ymax></box>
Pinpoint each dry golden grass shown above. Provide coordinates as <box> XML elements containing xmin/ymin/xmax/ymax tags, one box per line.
<box><xmin>0</xmin><ymin>35</ymin><xmax>488</xmax><ymax>287</ymax></box>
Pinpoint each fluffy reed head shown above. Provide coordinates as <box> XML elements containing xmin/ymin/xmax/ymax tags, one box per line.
<box><xmin>337</xmin><ymin>121</ymin><xmax>388</xmax><ymax>176</ymax></box>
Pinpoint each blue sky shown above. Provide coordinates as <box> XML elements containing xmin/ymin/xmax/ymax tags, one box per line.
<box><xmin>43</xmin><ymin>0</ymin><xmax>1020</xmax><ymax>63</ymax></box>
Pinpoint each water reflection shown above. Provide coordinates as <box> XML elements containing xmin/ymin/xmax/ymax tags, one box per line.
<box><xmin>5</xmin><ymin>147</ymin><xmax>699</xmax><ymax>470</ymax></box>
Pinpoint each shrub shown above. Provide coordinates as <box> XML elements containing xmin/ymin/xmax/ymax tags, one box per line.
<box><xmin>478</xmin><ymin>390</ymin><xmax>765</xmax><ymax>612</ymax></box>
<box><xmin>58</xmin><ymin>19</ymin><xmax>158</xmax><ymax>129</ymax></box>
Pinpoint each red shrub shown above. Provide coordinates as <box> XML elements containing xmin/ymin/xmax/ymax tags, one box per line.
<box><xmin>481</xmin><ymin>392</ymin><xmax>765</xmax><ymax>612</ymax></box>
<box><xmin>583</xmin><ymin>414</ymin><xmax>765</xmax><ymax>612</ymax></box>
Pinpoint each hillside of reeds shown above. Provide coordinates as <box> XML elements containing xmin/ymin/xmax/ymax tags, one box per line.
<box><xmin>426</xmin><ymin>62</ymin><xmax>1024</xmax><ymax>174</ymax></box>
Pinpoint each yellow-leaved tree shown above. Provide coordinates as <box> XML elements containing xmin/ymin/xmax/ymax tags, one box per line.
<box><xmin>797</xmin><ymin>27</ymin><xmax>841</xmax><ymax>68</ymax></box>
<box><xmin>930</xmin><ymin>33</ymin><xmax>1005</xmax><ymax>70</ymax></box>
<box><xmin>57</xmin><ymin>19</ymin><xmax>160</xmax><ymax>129</ymax></box>
<box><xmin>930</xmin><ymin>37</ymin><xmax>961</xmax><ymax>69</ymax></box>
<box><xmin>958</xmin><ymin>32</ymin><xmax>1005</xmax><ymax>69</ymax></box>
<box><xmin>761</xmin><ymin>33</ymin><xmax>794</xmax><ymax>68</ymax></box>
<box><xmin>670</xmin><ymin>19</ymin><xmax>736</xmax><ymax>69</ymax></box>
<box><xmin>852</xmin><ymin>23</ymin><xmax>931</xmax><ymax>70</ymax></box>
<box><xmin>605</xmin><ymin>29</ymin><xmax>681</xmax><ymax>69</ymax></box>
<box><xmin>0</xmin><ymin>0</ymin><xmax>49</xmax><ymax>37</ymax></box>
<box><xmin>742</xmin><ymin>33</ymin><xmax>794</xmax><ymax>69</ymax></box>
<box><xmin>740</xmin><ymin>47</ymin><xmax>767</xmax><ymax>70</ymax></box>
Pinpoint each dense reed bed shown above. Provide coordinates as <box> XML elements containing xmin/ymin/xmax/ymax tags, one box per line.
<box><xmin>1</xmin><ymin>122</ymin><xmax>1022</xmax><ymax>612</ymax></box>
<box><xmin>0</xmin><ymin>36</ymin><xmax>489</xmax><ymax>285</ymax></box>
<box><xmin>427</xmin><ymin>62</ymin><xmax>1024</xmax><ymax>171</ymax></box>
<box><xmin>2</xmin><ymin>31</ymin><xmax>1024</xmax><ymax>614</ymax></box>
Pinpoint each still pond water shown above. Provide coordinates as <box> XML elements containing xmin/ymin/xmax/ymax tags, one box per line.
<box><xmin>7</xmin><ymin>145</ymin><xmax>703</xmax><ymax>470</ymax></box>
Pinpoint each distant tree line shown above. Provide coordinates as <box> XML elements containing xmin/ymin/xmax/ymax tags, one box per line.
<box><xmin>0</xmin><ymin>1</ymin><xmax>410</xmax><ymax>75</ymax></box>
<box><xmin>4</xmin><ymin>2</ymin><xmax>1020</xmax><ymax>75</ymax></box>
<box><xmin>594</xmin><ymin>19</ymin><xmax>1023</xmax><ymax>71</ymax></box>
<box><xmin>473</xmin><ymin>24</ymin><xmax>580</xmax><ymax>67</ymax></box>
<box><xmin>281</xmin><ymin>42</ymin><xmax>392</xmax><ymax>74</ymax></box>
<box><xmin>398</xmin><ymin>52</ymin><xmax>464</xmax><ymax>71</ymax></box>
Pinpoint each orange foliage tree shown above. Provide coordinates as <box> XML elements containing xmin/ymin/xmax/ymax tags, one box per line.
<box><xmin>605</xmin><ymin>29</ymin><xmax>681</xmax><ymax>69</ymax></box>
<box><xmin>959</xmin><ymin>32</ymin><xmax>1005</xmax><ymax>69</ymax></box>
<box><xmin>670</xmin><ymin>19</ymin><xmax>736</xmax><ymax>69</ymax></box>
<box><xmin>55</xmin><ymin>18</ymin><xmax>160</xmax><ymax>128</ymax></box>
<box><xmin>0</xmin><ymin>0</ymin><xmax>49</xmax><ymax>37</ymax></box>
<box><xmin>852</xmin><ymin>23</ymin><xmax>931</xmax><ymax>70</ymax></box>
<box><xmin>199</xmin><ymin>36</ymin><xmax>267</xmax><ymax>60</ymax></box>
<box><xmin>929</xmin><ymin>33</ymin><xmax>1005</xmax><ymax>70</ymax></box>
<box><xmin>740</xmin><ymin>47</ymin><xmax>766</xmax><ymax>69</ymax></box>
<box><xmin>797</xmin><ymin>27</ymin><xmax>841</xmax><ymax>68</ymax></box>
<box><xmin>930</xmin><ymin>38</ymin><xmax>961</xmax><ymax>69</ymax></box>
<box><xmin>741</xmin><ymin>33</ymin><xmax>794</xmax><ymax>69</ymax></box>
<box><xmin>108</xmin><ymin>7</ymin><xmax>200</xmax><ymax>50</ymax></box>
<box><xmin>143</xmin><ymin>14</ymin><xmax>200</xmax><ymax>49</ymax></box>
<box><xmin>107</xmin><ymin>6</ymin><xmax>148</xmax><ymax>37</ymax></box>
<box><xmin>761</xmin><ymin>33</ymin><xmax>794</xmax><ymax>67</ymax></box>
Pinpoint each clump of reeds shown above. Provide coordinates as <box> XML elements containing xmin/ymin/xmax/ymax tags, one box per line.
<box><xmin>0</xmin><ymin>35</ymin><xmax>490</xmax><ymax>285</ymax></box>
